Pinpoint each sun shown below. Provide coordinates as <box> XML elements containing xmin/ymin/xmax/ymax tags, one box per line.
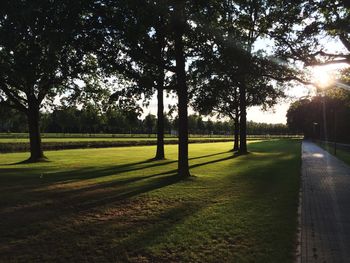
<box><xmin>311</xmin><ymin>66</ymin><xmax>334</xmax><ymax>88</ymax></box>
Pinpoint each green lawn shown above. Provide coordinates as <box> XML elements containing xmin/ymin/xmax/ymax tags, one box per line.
<box><xmin>0</xmin><ymin>133</ymin><xmax>301</xmax><ymax>143</ymax></box>
<box><xmin>0</xmin><ymin>140</ymin><xmax>301</xmax><ymax>262</ymax></box>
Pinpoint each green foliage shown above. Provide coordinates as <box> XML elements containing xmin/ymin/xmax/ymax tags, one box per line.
<box><xmin>0</xmin><ymin>0</ymin><xmax>98</xmax><ymax>111</ymax></box>
<box><xmin>0</xmin><ymin>104</ymin><xmax>27</xmax><ymax>132</ymax></box>
<box><xmin>190</xmin><ymin>0</ymin><xmax>288</xmax><ymax>124</ymax></box>
<box><xmin>273</xmin><ymin>0</ymin><xmax>350</xmax><ymax>66</ymax></box>
<box><xmin>144</xmin><ymin>114</ymin><xmax>157</xmax><ymax>134</ymax></box>
<box><xmin>287</xmin><ymin>90</ymin><xmax>350</xmax><ymax>142</ymax></box>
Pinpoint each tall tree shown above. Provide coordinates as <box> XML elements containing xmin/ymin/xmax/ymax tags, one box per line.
<box><xmin>190</xmin><ymin>0</ymin><xmax>287</xmax><ymax>153</ymax></box>
<box><xmin>96</xmin><ymin>0</ymin><xmax>174</xmax><ymax>160</ymax></box>
<box><xmin>0</xmin><ymin>0</ymin><xmax>97</xmax><ymax>162</ymax></box>
<box><xmin>173</xmin><ymin>0</ymin><xmax>190</xmax><ymax>177</ymax></box>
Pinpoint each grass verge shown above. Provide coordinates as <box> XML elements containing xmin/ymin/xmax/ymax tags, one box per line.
<box><xmin>317</xmin><ymin>141</ymin><xmax>350</xmax><ymax>166</ymax></box>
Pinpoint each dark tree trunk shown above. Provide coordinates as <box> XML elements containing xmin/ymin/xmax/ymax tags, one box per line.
<box><xmin>155</xmin><ymin>17</ymin><xmax>166</xmax><ymax>160</ymax></box>
<box><xmin>233</xmin><ymin>112</ymin><xmax>240</xmax><ymax>151</ymax></box>
<box><xmin>155</xmin><ymin>81</ymin><xmax>165</xmax><ymax>159</ymax></box>
<box><xmin>27</xmin><ymin>104</ymin><xmax>46</xmax><ymax>162</ymax></box>
<box><xmin>239</xmin><ymin>83</ymin><xmax>248</xmax><ymax>154</ymax></box>
<box><xmin>174</xmin><ymin>0</ymin><xmax>190</xmax><ymax>177</ymax></box>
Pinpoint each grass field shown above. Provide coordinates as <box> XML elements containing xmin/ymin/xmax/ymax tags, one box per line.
<box><xmin>0</xmin><ymin>134</ymin><xmax>299</xmax><ymax>154</ymax></box>
<box><xmin>0</xmin><ymin>133</ymin><xmax>302</xmax><ymax>143</ymax></box>
<box><xmin>0</xmin><ymin>140</ymin><xmax>301</xmax><ymax>262</ymax></box>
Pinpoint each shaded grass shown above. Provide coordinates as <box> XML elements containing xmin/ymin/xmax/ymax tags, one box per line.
<box><xmin>0</xmin><ymin>140</ymin><xmax>301</xmax><ymax>263</ymax></box>
<box><xmin>317</xmin><ymin>141</ymin><xmax>350</xmax><ymax>166</ymax></box>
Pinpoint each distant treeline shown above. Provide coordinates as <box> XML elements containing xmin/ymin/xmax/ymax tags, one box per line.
<box><xmin>0</xmin><ymin>105</ymin><xmax>291</xmax><ymax>135</ymax></box>
<box><xmin>287</xmin><ymin>92</ymin><xmax>350</xmax><ymax>143</ymax></box>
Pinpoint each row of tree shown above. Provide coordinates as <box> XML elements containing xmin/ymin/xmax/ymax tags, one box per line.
<box><xmin>0</xmin><ymin>104</ymin><xmax>290</xmax><ymax>136</ymax></box>
<box><xmin>287</xmin><ymin>88</ymin><xmax>350</xmax><ymax>143</ymax></box>
<box><xmin>1</xmin><ymin>1</ymin><xmax>349</xmax><ymax>177</ymax></box>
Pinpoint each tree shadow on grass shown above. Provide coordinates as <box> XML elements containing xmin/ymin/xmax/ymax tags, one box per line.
<box><xmin>0</xmin><ymin>148</ymin><xmax>241</xmax><ymax>240</ymax></box>
<box><xmin>0</xmin><ymin>151</ymin><xmax>230</xmax><ymax>191</ymax></box>
<box><xmin>1</xmin><ymin>174</ymin><xmax>221</xmax><ymax>262</ymax></box>
<box><xmin>0</xmin><ymin>158</ymin><xmax>176</xmax><ymax>190</ymax></box>
<box><xmin>0</xmin><ymin>149</ymin><xmax>238</xmax><ymax>219</ymax></box>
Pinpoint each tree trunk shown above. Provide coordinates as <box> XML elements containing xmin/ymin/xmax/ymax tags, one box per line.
<box><xmin>174</xmin><ymin>0</ymin><xmax>190</xmax><ymax>177</ymax></box>
<box><xmin>155</xmin><ymin>16</ymin><xmax>166</xmax><ymax>160</ymax></box>
<box><xmin>155</xmin><ymin>81</ymin><xmax>165</xmax><ymax>160</ymax></box>
<box><xmin>239</xmin><ymin>83</ymin><xmax>248</xmax><ymax>154</ymax></box>
<box><xmin>233</xmin><ymin>112</ymin><xmax>239</xmax><ymax>151</ymax></box>
<box><xmin>27</xmin><ymin>105</ymin><xmax>46</xmax><ymax>162</ymax></box>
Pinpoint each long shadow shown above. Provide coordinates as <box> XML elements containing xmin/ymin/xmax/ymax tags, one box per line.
<box><xmin>0</xmin><ymin>151</ymin><xmax>231</xmax><ymax>192</ymax></box>
<box><xmin>110</xmin><ymin>200</ymin><xmax>209</xmax><ymax>261</ymax></box>
<box><xmin>0</xmin><ymin>149</ymin><xmax>238</xmax><ymax>219</ymax></box>
<box><xmin>133</xmin><ymin>152</ymin><xmax>241</xmax><ymax>178</ymax></box>
<box><xmin>0</xmin><ymin>159</ymin><xmax>155</xmax><ymax>182</ymax></box>
<box><xmin>0</xmin><ymin>158</ymin><xmax>177</xmax><ymax>192</ymax></box>
<box><xmin>76</xmin><ymin>173</ymin><xmax>182</xmax><ymax>211</ymax></box>
<box><xmin>0</xmin><ymin>151</ymin><xmax>237</xmax><ymax>219</ymax></box>
<box><xmin>188</xmin><ymin>151</ymin><xmax>229</xmax><ymax>161</ymax></box>
<box><xmin>190</xmin><ymin>152</ymin><xmax>240</xmax><ymax>169</ymax></box>
<box><xmin>11</xmin><ymin>152</ymin><xmax>231</xmax><ymax>200</ymax></box>
<box><xmin>46</xmin><ymin>170</ymin><xmax>175</xmax><ymax>197</ymax></box>
<box><xmin>1</xmin><ymin>174</ymin><xmax>220</xmax><ymax>262</ymax></box>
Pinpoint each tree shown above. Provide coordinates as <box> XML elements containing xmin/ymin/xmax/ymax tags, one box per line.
<box><xmin>191</xmin><ymin>78</ymin><xmax>241</xmax><ymax>150</ymax></box>
<box><xmin>173</xmin><ymin>0</ymin><xmax>191</xmax><ymax>177</ymax></box>
<box><xmin>144</xmin><ymin>114</ymin><xmax>157</xmax><ymax>135</ymax></box>
<box><xmin>0</xmin><ymin>103</ymin><xmax>27</xmax><ymax>132</ymax></box>
<box><xmin>190</xmin><ymin>0</ymin><xmax>288</xmax><ymax>153</ymax></box>
<box><xmin>287</xmin><ymin>87</ymin><xmax>350</xmax><ymax>142</ymax></box>
<box><xmin>96</xmin><ymin>0</ymin><xmax>173</xmax><ymax>160</ymax></box>
<box><xmin>0</xmin><ymin>0</ymin><xmax>97</xmax><ymax>162</ymax></box>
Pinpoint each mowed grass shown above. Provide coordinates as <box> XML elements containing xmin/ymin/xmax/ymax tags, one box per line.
<box><xmin>0</xmin><ymin>140</ymin><xmax>301</xmax><ymax>263</ymax></box>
